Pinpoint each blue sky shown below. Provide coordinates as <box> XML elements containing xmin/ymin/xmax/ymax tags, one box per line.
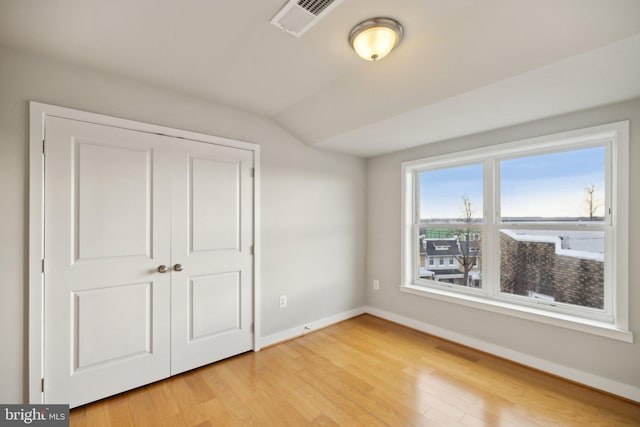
<box><xmin>420</xmin><ymin>163</ymin><xmax>483</xmax><ymax>220</ymax></box>
<box><xmin>420</xmin><ymin>146</ymin><xmax>605</xmax><ymax>220</ymax></box>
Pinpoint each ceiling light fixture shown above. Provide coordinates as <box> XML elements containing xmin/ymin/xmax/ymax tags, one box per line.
<box><xmin>348</xmin><ymin>17</ymin><xmax>404</xmax><ymax>61</ymax></box>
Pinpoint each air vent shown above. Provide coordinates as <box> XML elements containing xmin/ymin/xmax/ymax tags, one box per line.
<box><xmin>271</xmin><ymin>0</ymin><xmax>344</xmax><ymax>37</ymax></box>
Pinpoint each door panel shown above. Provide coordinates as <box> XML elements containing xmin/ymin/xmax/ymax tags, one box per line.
<box><xmin>73</xmin><ymin>282</ymin><xmax>152</xmax><ymax>370</ymax></box>
<box><xmin>191</xmin><ymin>158</ymin><xmax>240</xmax><ymax>252</ymax></box>
<box><xmin>76</xmin><ymin>142</ymin><xmax>152</xmax><ymax>260</ymax></box>
<box><xmin>170</xmin><ymin>141</ymin><xmax>254</xmax><ymax>375</ymax></box>
<box><xmin>44</xmin><ymin>117</ymin><xmax>172</xmax><ymax>407</ymax></box>
<box><xmin>190</xmin><ymin>271</ymin><xmax>241</xmax><ymax>340</ymax></box>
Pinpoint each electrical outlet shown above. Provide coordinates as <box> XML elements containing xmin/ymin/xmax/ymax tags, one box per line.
<box><xmin>279</xmin><ymin>295</ymin><xmax>287</xmax><ymax>308</ymax></box>
<box><xmin>373</xmin><ymin>280</ymin><xmax>380</xmax><ymax>290</ymax></box>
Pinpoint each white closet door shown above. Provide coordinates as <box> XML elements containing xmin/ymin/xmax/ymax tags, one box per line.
<box><xmin>43</xmin><ymin>117</ymin><xmax>172</xmax><ymax>407</ymax></box>
<box><xmin>169</xmin><ymin>139</ymin><xmax>254</xmax><ymax>374</ymax></box>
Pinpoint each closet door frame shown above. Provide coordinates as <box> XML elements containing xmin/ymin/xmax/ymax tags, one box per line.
<box><xmin>28</xmin><ymin>101</ymin><xmax>261</xmax><ymax>404</ymax></box>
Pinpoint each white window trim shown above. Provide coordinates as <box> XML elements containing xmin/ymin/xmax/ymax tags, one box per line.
<box><xmin>401</xmin><ymin>121</ymin><xmax>631</xmax><ymax>342</ymax></box>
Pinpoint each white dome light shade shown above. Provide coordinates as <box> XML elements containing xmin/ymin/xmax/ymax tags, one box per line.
<box><xmin>349</xmin><ymin>18</ymin><xmax>404</xmax><ymax>61</ymax></box>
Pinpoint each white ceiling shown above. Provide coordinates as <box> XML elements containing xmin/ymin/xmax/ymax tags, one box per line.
<box><xmin>1</xmin><ymin>0</ymin><xmax>639</xmax><ymax>157</ymax></box>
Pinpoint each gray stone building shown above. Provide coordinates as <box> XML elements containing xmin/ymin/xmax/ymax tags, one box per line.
<box><xmin>500</xmin><ymin>230</ymin><xmax>604</xmax><ymax>309</ymax></box>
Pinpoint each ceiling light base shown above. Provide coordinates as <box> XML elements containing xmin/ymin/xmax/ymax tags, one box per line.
<box><xmin>349</xmin><ymin>17</ymin><xmax>404</xmax><ymax>61</ymax></box>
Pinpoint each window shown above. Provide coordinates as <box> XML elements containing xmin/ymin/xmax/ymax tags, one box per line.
<box><xmin>499</xmin><ymin>147</ymin><xmax>606</xmax><ymax>311</ymax></box>
<box><xmin>401</xmin><ymin>122</ymin><xmax>630</xmax><ymax>341</ymax></box>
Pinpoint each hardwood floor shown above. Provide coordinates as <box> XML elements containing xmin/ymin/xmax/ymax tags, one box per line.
<box><xmin>70</xmin><ymin>314</ymin><xmax>640</xmax><ymax>426</ymax></box>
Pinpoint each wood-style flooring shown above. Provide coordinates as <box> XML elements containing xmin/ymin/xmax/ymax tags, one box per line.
<box><xmin>70</xmin><ymin>314</ymin><xmax>640</xmax><ymax>426</ymax></box>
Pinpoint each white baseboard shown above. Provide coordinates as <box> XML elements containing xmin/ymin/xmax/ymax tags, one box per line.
<box><xmin>259</xmin><ymin>306</ymin><xmax>366</xmax><ymax>348</ymax></box>
<box><xmin>363</xmin><ymin>305</ymin><xmax>640</xmax><ymax>403</ymax></box>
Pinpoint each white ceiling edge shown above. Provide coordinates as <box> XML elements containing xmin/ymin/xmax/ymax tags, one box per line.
<box><xmin>313</xmin><ymin>34</ymin><xmax>640</xmax><ymax>158</ymax></box>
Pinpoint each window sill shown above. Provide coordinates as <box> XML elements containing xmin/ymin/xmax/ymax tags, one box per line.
<box><xmin>399</xmin><ymin>284</ymin><xmax>633</xmax><ymax>343</ymax></box>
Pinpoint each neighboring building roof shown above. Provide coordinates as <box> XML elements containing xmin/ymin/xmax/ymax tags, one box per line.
<box><xmin>423</xmin><ymin>239</ymin><xmax>460</xmax><ymax>256</ymax></box>
<box><xmin>459</xmin><ymin>240</ymin><xmax>480</xmax><ymax>255</ymax></box>
<box><xmin>500</xmin><ymin>229</ymin><xmax>603</xmax><ymax>262</ymax></box>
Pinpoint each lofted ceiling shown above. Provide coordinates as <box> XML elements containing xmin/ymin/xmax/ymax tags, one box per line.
<box><xmin>1</xmin><ymin>0</ymin><xmax>639</xmax><ymax>157</ymax></box>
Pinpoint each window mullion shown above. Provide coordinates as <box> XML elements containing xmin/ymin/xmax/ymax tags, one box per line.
<box><xmin>483</xmin><ymin>158</ymin><xmax>497</xmax><ymax>298</ymax></box>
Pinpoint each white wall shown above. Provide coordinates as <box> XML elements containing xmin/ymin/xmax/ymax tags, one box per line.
<box><xmin>0</xmin><ymin>45</ymin><xmax>366</xmax><ymax>403</ymax></box>
<box><xmin>366</xmin><ymin>98</ymin><xmax>640</xmax><ymax>393</ymax></box>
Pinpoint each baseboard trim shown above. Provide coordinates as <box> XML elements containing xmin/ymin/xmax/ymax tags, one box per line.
<box><xmin>259</xmin><ymin>307</ymin><xmax>366</xmax><ymax>348</ymax></box>
<box><xmin>363</xmin><ymin>305</ymin><xmax>640</xmax><ymax>403</ymax></box>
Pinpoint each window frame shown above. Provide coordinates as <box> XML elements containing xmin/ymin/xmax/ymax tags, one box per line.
<box><xmin>400</xmin><ymin>122</ymin><xmax>631</xmax><ymax>342</ymax></box>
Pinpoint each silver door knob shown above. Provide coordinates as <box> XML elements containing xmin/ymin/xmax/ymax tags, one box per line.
<box><xmin>174</xmin><ymin>263</ymin><xmax>184</xmax><ymax>272</ymax></box>
<box><xmin>157</xmin><ymin>265</ymin><xmax>168</xmax><ymax>273</ymax></box>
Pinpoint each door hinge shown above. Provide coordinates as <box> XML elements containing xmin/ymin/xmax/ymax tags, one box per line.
<box><xmin>250</xmin><ymin>246</ymin><xmax>254</xmax><ymax>255</ymax></box>
<box><xmin>41</xmin><ymin>378</ymin><xmax>44</xmax><ymax>392</ymax></box>
<box><xmin>42</xmin><ymin>140</ymin><xmax>45</xmax><ymax>154</ymax></box>
<box><xmin>42</xmin><ymin>259</ymin><xmax>45</xmax><ymax>273</ymax></box>
<box><xmin>251</xmin><ymin>168</ymin><xmax>255</xmax><ymax>178</ymax></box>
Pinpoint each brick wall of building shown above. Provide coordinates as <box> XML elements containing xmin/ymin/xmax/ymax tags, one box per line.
<box><xmin>500</xmin><ymin>232</ymin><xmax>604</xmax><ymax>309</ymax></box>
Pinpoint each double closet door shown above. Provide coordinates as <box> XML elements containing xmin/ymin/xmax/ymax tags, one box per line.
<box><xmin>43</xmin><ymin>117</ymin><xmax>255</xmax><ymax>408</ymax></box>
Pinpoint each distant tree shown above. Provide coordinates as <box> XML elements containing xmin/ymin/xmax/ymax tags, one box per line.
<box><xmin>461</xmin><ymin>195</ymin><xmax>473</xmax><ymax>223</ymax></box>
<box><xmin>585</xmin><ymin>184</ymin><xmax>601</xmax><ymax>220</ymax></box>
<box><xmin>455</xmin><ymin>196</ymin><xmax>479</xmax><ymax>287</ymax></box>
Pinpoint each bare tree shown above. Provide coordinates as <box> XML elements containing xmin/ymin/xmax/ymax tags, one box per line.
<box><xmin>455</xmin><ymin>196</ymin><xmax>479</xmax><ymax>287</ymax></box>
<box><xmin>585</xmin><ymin>184</ymin><xmax>601</xmax><ymax>220</ymax></box>
<box><xmin>461</xmin><ymin>195</ymin><xmax>473</xmax><ymax>223</ymax></box>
